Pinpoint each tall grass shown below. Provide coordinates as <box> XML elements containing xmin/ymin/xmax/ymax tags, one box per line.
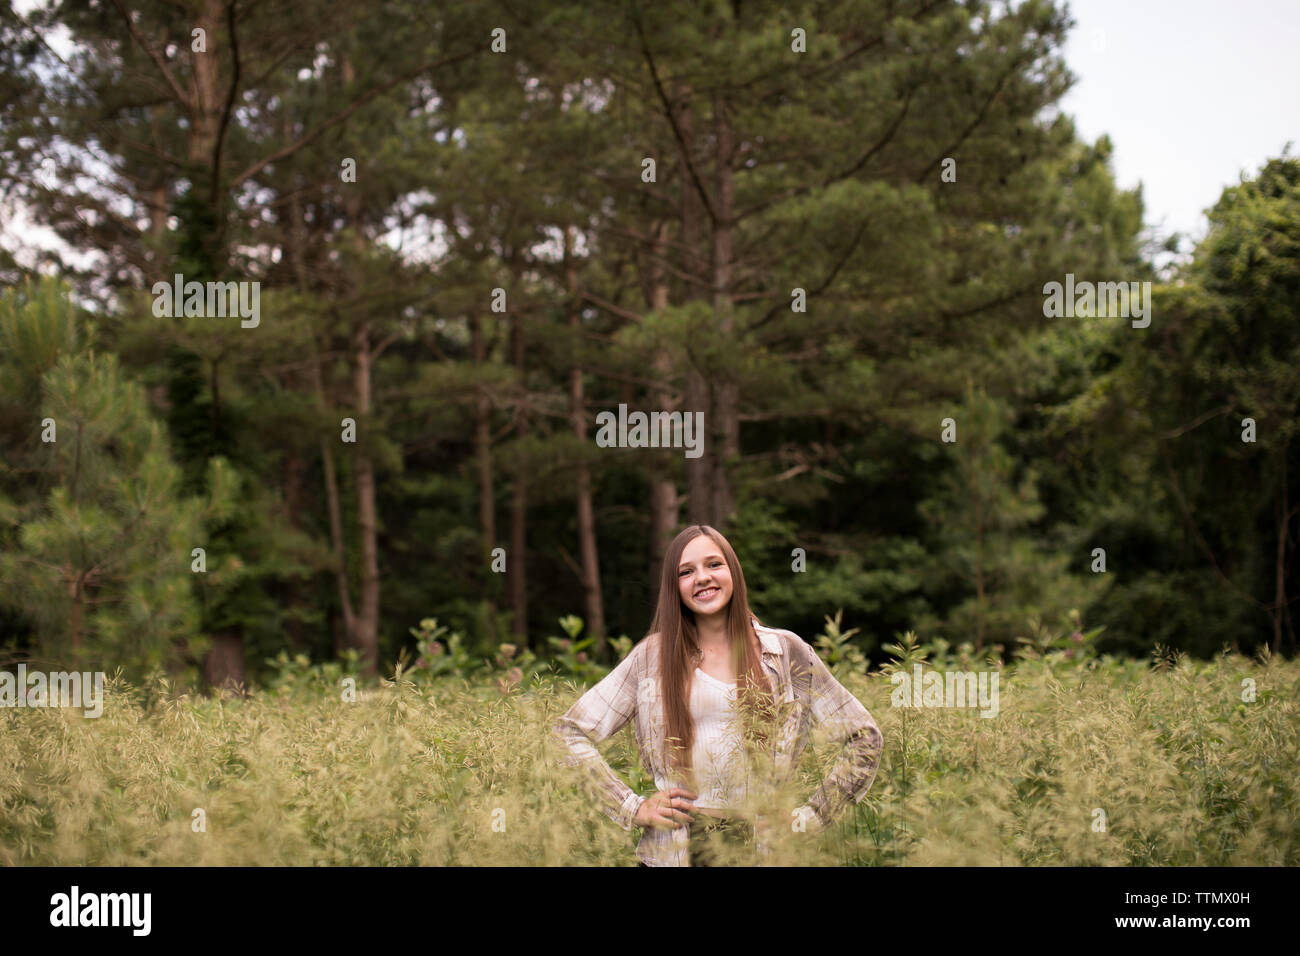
<box><xmin>1</xmin><ymin>642</ymin><xmax>1296</xmax><ymax>865</ymax></box>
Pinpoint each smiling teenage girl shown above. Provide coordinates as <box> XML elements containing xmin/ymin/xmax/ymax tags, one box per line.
<box><xmin>553</xmin><ymin>524</ymin><xmax>884</xmax><ymax>866</ymax></box>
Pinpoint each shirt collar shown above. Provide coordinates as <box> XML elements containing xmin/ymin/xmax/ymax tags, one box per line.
<box><xmin>752</xmin><ymin>620</ymin><xmax>784</xmax><ymax>656</ymax></box>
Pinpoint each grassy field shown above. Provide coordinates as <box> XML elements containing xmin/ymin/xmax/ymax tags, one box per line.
<box><xmin>2</xmin><ymin>641</ymin><xmax>1297</xmax><ymax>866</ymax></box>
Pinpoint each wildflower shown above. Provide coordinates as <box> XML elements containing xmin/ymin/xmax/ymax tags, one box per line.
<box><xmin>576</xmin><ymin>651</ymin><xmax>588</xmax><ymax>663</ymax></box>
<box><xmin>496</xmin><ymin>667</ymin><xmax>524</xmax><ymax>695</ymax></box>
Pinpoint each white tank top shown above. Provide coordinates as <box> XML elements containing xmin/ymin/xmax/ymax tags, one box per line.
<box><xmin>689</xmin><ymin>667</ymin><xmax>751</xmax><ymax>811</ymax></box>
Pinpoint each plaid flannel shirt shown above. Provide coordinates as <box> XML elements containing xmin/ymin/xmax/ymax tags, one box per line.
<box><xmin>551</xmin><ymin>620</ymin><xmax>883</xmax><ymax>866</ymax></box>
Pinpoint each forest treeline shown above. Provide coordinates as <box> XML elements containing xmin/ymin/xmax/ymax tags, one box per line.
<box><xmin>0</xmin><ymin>0</ymin><xmax>1295</xmax><ymax>689</ymax></box>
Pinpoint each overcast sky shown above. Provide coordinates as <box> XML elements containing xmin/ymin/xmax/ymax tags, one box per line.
<box><xmin>1057</xmin><ymin>0</ymin><xmax>1299</xmax><ymax>251</ymax></box>
<box><xmin>4</xmin><ymin>0</ymin><xmax>1297</xmax><ymax>270</ymax></box>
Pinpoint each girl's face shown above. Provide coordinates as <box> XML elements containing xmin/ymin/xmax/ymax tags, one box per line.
<box><xmin>677</xmin><ymin>535</ymin><xmax>734</xmax><ymax>618</ymax></box>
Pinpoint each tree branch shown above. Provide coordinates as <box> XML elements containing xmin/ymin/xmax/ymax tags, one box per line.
<box><xmin>913</xmin><ymin>54</ymin><xmax>1022</xmax><ymax>185</ymax></box>
<box><xmin>631</xmin><ymin>2</ymin><xmax>717</xmax><ymax>226</ymax></box>
<box><xmin>229</xmin><ymin>47</ymin><xmax>481</xmax><ymax>189</ymax></box>
<box><xmin>210</xmin><ymin>0</ymin><xmax>242</xmax><ymax>205</ymax></box>
<box><xmin>580</xmin><ymin>290</ymin><xmax>645</xmax><ymax>323</ymax></box>
<box><xmin>735</xmin><ymin>80</ymin><xmax>917</xmax><ymax>224</ymax></box>
<box><xmin>745</xmin><ymin>217</ymin><xmax>872</xmax><ymax>333</ymax></box>
<box><xmin>109</xmin><ymin>0</ymin><xmax>192</xmax><ymax>110</ymax></box>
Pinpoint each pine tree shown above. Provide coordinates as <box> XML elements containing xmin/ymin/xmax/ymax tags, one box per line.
<box><xmin>917</xmin><ymin>383</ymin><xmax>1095</xmax><ymax>651</ymax></box>
<box><xmin>0</xmin><ymin>279</ymin><xmax>235</xmax><ymax>678</ymax></box>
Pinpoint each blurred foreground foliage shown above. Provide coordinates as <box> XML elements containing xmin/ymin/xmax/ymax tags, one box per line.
<box><xmin>3</xmin><ymin>616</ymin><xmax>1295</xmax><ymax>866</ymax></box>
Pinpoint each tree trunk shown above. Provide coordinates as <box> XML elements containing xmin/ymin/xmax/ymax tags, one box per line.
<box><xmin>509</xmin><ymin>286</ymin><xmax>529</xmax><ymax>647</ymax></box>
<box><xmin>973</xmin><ymin>441</ymin><xmax>986</xmax><ymax>653</ymax></box>
<box><xmin>646</xmin><ymin>222</ymin><xmax>680</xmax><ymax>585</ymax></box>
<box><xmin>204</xmin><ymin>630</ymin><xmax>247</xmax><ymax>696</ymax></box>
<box><xmin>187</xmin><ymin>0</ymin><xmax>246</xmax><ymax>691</ymax></box>
<box><xmin>281</xmin><ymin>448</ymin><xmax>306</xmax><ymax>652</ymax></box>
<box><xmin>711</xmin><ymin>92</ymin><xmax>738</xmax><ymax>530</ymax></box>
<box><xmin>470</xmin><ymin>310</ymin><xmax>498</xmax><ymax>640</ymax></box>
<box><xmin>147</xmin><ymin>177</ymin><xmax>168</xmax><ymax>284</ymax></box>
<box><xmin>1273</xmin><ymin>451</ymin><xmax>1290</xmax><ymax>655</ymax></box>
<box><xmin>566</xmin><ymin>228</ymin><xmax>606</xmax><ymax>652</ymax></box>
<box><xmin>675</xmin><ymin>84</ymin><xmax>713</xmax><ymax>525</ymax></box>
<box><xmin>68</xmin><ymin>570</ymin><xmax>84</xmax><ymax>658</ymax></box>
<box><xmin>353</xmin><ymin>320</ymin><xmax>380</xmax><ymax>677</ymax></box>
<box><xmin>186</xmin><ymin>0</ymin><xmax>224</xmax><ymax>169</ymax></box>
<box><xmin>314</xmin><ymin>359</ymin><xmax>357</xmax><ymax>655</ymax></box>
<box><xmin>341</xmin><ymin>51</ymin><xmax>380</xmax><ymax>677</ymax></box>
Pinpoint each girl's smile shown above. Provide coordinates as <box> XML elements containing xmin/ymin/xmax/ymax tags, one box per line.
<box><xmin>678</xmin><ymin>537</ymin><xmax>734</xmax><ymax>615</ymax></box>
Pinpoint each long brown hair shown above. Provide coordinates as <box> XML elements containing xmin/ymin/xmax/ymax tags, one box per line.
<box><xmin>648</xmin><ymin>525</ymin><xmax>778</xmax><ymax>786</ymax></box>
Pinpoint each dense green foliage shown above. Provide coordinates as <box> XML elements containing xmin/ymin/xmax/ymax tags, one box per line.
<box><xmin>0</xmin><ymin>0</ymin><xmax>1296</xmax><ymax>689</ymax></box>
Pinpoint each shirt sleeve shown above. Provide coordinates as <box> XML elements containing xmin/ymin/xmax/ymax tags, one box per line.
<box><xmin>793</xmin><ymin>636</ymin><xmax>884</xmax><ymax>829</ymax></box>
<box><xmin>550</xmin><ymin>641</ymin><xmax>648</xmax><ymax>831</ymax></box>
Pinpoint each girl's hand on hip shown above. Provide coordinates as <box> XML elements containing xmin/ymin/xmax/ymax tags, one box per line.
<box><xmin>634</xmin><ymin>787</ymin><xmax>698</xmax><ymax>829</ymax></box>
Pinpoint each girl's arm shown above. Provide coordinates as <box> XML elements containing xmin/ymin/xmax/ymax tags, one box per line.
<box><xmin>791</xmin><ymin>637</ymin><xmax>884</xmax><ymax>830</ymax></box>
<box><xmin>551</xmin><ymin>642</ymin><xmax>647</xmax><ymax>831</ymax></box>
